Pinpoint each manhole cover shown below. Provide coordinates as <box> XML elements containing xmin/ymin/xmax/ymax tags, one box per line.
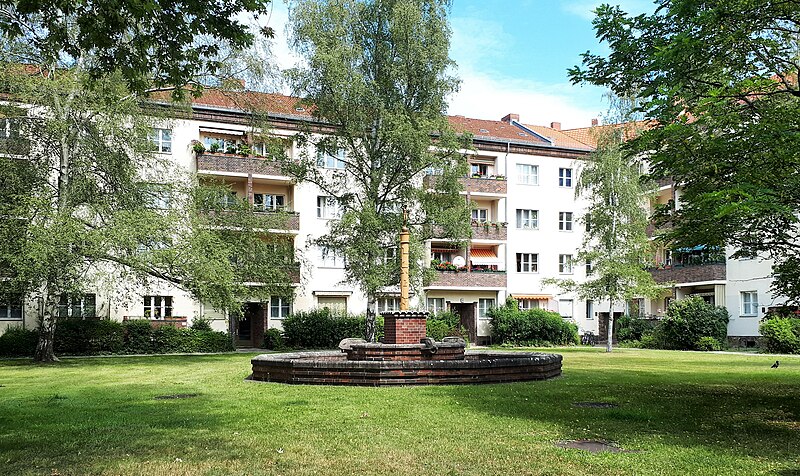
<box><xmin>555</xmin><ymin>440</ymin><xmax>636</xmax><ymax>453</ymax></box>
<box><xmin>572</xmin><ymin>401</ymin><xmax>619</xmax><ymax>408</ymax></box>
<box><xmin>154</xmin><ymin>393</ymin><xmax>199</xmax><ymax>400</ymax></box>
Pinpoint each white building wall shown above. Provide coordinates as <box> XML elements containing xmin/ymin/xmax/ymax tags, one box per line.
<box><xmin>725</xmin><ymin>252</ymin><xmax>784</xmax><ymax>337</ymax></box>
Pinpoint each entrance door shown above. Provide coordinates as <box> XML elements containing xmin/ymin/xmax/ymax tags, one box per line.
<box><xmin>450</xmin><ymin>303</ymin><xmax>477</xmax><ymax>343</ymax></box>
<box><xmin>236</xmin><ymin>302</ymin><xmax>265</xmax><ymax>347</ymax></box>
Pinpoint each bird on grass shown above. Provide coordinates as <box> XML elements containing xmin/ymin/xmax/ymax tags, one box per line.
<box><xmin>771</xmin><ymin>361</ymin><xmax>779</xmax><ymax>368</ymax></box>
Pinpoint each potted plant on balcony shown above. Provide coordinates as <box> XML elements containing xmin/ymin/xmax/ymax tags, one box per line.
<box><xmin>192</xmin><ymin>141</ymin><xmax>206</xmax><ymax>154</ymax></box>
<box><xmin>471</xmin><ymin>173</ymin><xmax>482</xmax><ymax>179</ymax></box>
<box><xmin>495</xmin><ymin>174</ymin><xmax>505</xmax><ymax>180</ymax></box>
<box><xmin>208</xmin><ymin>142</ymin><xmax>221</xmax><ymax>153</ymax></box>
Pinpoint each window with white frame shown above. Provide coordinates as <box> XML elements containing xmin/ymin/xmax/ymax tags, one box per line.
<box><xmin>478</xmin><ymin>298</ymin><xmax>495</xmax><ymax>319</ymax></box>
<box><xmin>558</xmin><ymin>212</ymin><xmax>573</xmax><ymax>231</ymax></box>
<box><xmin>741</xmin><ymin>291</ymin><xmax>758</xmax><ymax>316</ymax></box>
<box><xmin>585</xmin><ymin>300</ymin><xmax>594</xmax><ymax>320</ymax></box>
<box><xmin>519</xmin><ymin>299</ymin><xmax>540</xmax><ymax>311</ymax></box>
<box><xmin>628</xmin><ymin>298</ymin><xmax>645</xmax><ymax>317</ymax></box>
<box><xmin>316</xmin><ymin>149</ymin><xmax>346</xmax><ymax>169</ymax></box>
<box><xmin>318</xmin><ymin>296</ymin><xmax>347</xmax><ymax>313</ymax></box>
<box><xmin>558</xmin><ymin>167</ymin><xmax>573</xmax><ymax>187</ymax></box>
<box><xmin>559</xmin><ymin>299</ymin><xmax>574</xmax><ymax>318</ymax></box>
<box><xmin>470</xmin><ymin>163</ymin><xmax>488</xmax><ymax>177</ymax></box>
<box><xmin>316</xmin><ymin>196</ymin><xmax>340</xmax><ymax>219</ymax></box>
<box><xmin>254</xmin><ymin>193</ymin><xmax>285</xmax><ymax>211</ymax></box>
<box><xmin>150</xmin><ymin>128</ymin><xmax>172</xmax><ymax>153</ymax></box>
<box><xmin>432</xmin><ymin>250</ymin><xmax>454</xmax><ymax>262</ymax></box>
<box><xmin>427</xmin><ymin>298</ymin><xmax>446</xmax><ymax>315</ymax></box>
<box><xmin>380</xmin><ymin>247</ymin><xmax>397</xmax><ymax>265</ymax></box>
<box><xmin>559</xmin><ymin>254</ymin><xmax>573</xmax><ymax>274</ymax></box>
<box><xmin>320</xmin><ymin>247</ymin><xmax>345</xmax><ymax>268</ymax></box>
<box><xmin>517</xmin><ymin>164</ymin><xmax>539</xmax><ymax>185</ymax></box>
<box><xmin>270</xmin><ymin>296</ymin><xmax>291</xmax><ymax>319</ymax></box>
<box><xmin>377</xmin><ymin>297</ymin><xmax>400</xmax><ymax>313</ymax></box>
<box><xmin>143</xmin><ymin>295</ymin><xmax>173</xmax><ymax>319</ymax></box>
<box><xmin>516</xmin><ymin>209</ymin><xmax>539</xmax><ymax>229</ymax></box>
<box><xmin>220</xmin><ymin>191</ymin><xmax>238</xmax><ymax>209</ymax></box>
<box><xmin>471</xmin><ymin>208</ymin><xmax>488</xmax><ymax>222</ymax></box>
<box><xmin>516</xmin><ymin>253</ymin><xmax>538</xmax><ymax>273</ymax></box>
<box><xmin>58</xmin><ymin>294</ymin><xmax>96</xmax><ymax>319</ymax></box>
<box><xmin>0</xmin><ymin>295</ymin><xmax>23</xmax><ymax>320</ymax></box>
<box><xmin>203</xmin><ymin>135</ymin><xmax>239</xmax><ymax>153</ymax></box>
<box><xmin>585</xmin><ymin>259</ymin><xmax>593</xmax><ymax>275</ymax></box>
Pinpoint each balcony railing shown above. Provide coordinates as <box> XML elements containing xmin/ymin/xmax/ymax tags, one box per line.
<box><xmin>253</xmin><ymin>210</ymin><xmax>300</xmax><ymax>231</ymax></box>
<box><xmin>649</xmin><ymin>261</ymin><xmax>726</xmax><ymax>284</ymax></box>
<box><xmin>122</xmin><ymin>316</ymin><xmax>188</xmax><ymax>328</ymax></box>
<box><xmin>423</xmin><ymin>174</ymin><xmax>507</xmax><ymax>195</ymax></box>
<box><xmin>196</xmin><ymin>153</ymin><xmax>286</xmax><ymax>177</ymax></box>
<box><xmin>471</xmin><ymin>221</ymin><xmax>507</xmax><ymax>240</ymax></box>
<box><xmin>428</xmin><ymin>267</ymin><xmax>507</xmax><ymax>288</ymax></box>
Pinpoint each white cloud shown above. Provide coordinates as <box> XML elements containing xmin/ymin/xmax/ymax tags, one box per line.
<box><xmin>561</xmin><ymin>0</ymin><xmax>655</xmax><ymax>21</ymax></box>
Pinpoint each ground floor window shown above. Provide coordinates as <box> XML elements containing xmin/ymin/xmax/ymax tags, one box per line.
<box><xmin>519</xmin><ymin>299</ymin><xmax>540</xmax><ymax>311</ymax></box>
<box><xmin>58</xmin><ymin>294</ymin><xmax>97</xmax><ymax>319</ymax></box>
<box><xmin>377</xmin><ymin>297</ymin><xmax>400</xmax><ymax>313</ymax></box>
<box><xmin>144</xmin><ymin>295</ymin><xmax>172</xmax><ymax>318</ymax></box>
<box><xmin>741</xmin><ymin>291</ymin><xmax>758</xmax><ymax>316</ymax></box>
<box><xmin>559</xmin><ymin>299</ymin><xmax>574</xmax><ymax>318</ymax></box>
<box><xmin>585</xmin><ymin>300</ymin><xmax>593</xmax><ymax>320</ymax></box>
<box><xmin>0</xmin><ymin>295</ymin><xmax>22</xmax><ymax>320</ymax></box>
<box><xmin>270</xmin><ymin>297</ymin><xmax>291</xmax><ymax>319</ymax></box>
<box><xmin>427</xmin><ymin>298</ymin><xmax>446</xmax><ymax>315</ymax></box>
<box><xmin>318</xmin><ymin>296</ymin><xmax>347</xmax><ymax>313</ymax></box>
<box><xmin>478</xmin><ymin>298</ymin><xmax>495</xmax><ymax>319</ymax></box>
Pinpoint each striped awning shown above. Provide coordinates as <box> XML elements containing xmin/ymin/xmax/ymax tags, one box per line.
<box><xmin>470</xmin><ymin>248</ymin><xmax>502</xmax><ymax>265</ymax></box>
<box><xmin>511</xmin><ymin>294</ymin><xmax>552</xmax><ymax>301</ymax></box>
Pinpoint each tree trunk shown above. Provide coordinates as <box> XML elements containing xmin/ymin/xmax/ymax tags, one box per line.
<box><xmin>606</xmin><ymin>299</ymin><xmax>614</xmax><ymax>353</ymax></box>
<box><xmin>34</xmin><ymin>293</ymin><xmax>60</xmax><ymax>362</ymax></box>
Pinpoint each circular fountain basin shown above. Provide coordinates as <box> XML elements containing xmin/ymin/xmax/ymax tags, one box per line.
<box><xmin>249</xmin><ymin>350</ymin><xmax>562</xmax><ymax>386</ymax></box>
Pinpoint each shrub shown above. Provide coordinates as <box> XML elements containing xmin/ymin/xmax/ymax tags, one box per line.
<box><xmin>0</xmin><ymin>327</ymin><xmax>38</xmax><ymax>357</ymax></box>
<box><xmin>616</xmin><ymin>316</ymin><xmax>657</xmax><ymax>342</ymax></box>
<box><xmin>151</xmin><ymin>325</ymin><xmax>183</xmax><ymax>353</ymax></box>
<box><xmin>695</xmin><ymin>336</ymin><xmax>722</xmax><ymax>351</ymax></box>
<box><xmin>426</xmin><ymin>311</ymin><xmax>464</xmax><ymax>341</ymax></box>
<box><xmin>55</xmin><ymin>319</ymin><xmax>125</xmax><ymax>355</ymax></box>
<box><xmin>263</xmin><ymin>328</ymin><xmax>286</xmax><ymax>350</ymax></box>
<box><xmin>190</xmin><ymin>317</ymin><xmax>213</xmax><ymax>332</ymax></box>
<box><xmin>759</xmin><ymin>318</ymin><xmax>800</xmax><ymax>354</ymax></box>
<box><xmin>653</xmin><ymin>297</ymin><xmax>729</xmax><ymax>350</ymax></box>
<box><xmin>123</xmin><ymin>319</ymin><xmax>154</xmax><ymax>354</ymax></box>
<box><xmin>282</xmin><ymin>308</ymin><xmax>365</xmax><ymax>348</ymax></box>
<box><xmin>489</xmin><ymin>299</ymin><xmax>579</xmax><ymax>346</ymax></box>
<box><xmin>180</xmin><ymin>329</ymin><xmax>235</xmax><ymax>353</ymax></box>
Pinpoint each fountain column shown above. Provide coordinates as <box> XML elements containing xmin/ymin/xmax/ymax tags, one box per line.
<box><xmin>382</xmin><ymin>225</ymin><xmax>429</xmax><ymax>345</ymax></box>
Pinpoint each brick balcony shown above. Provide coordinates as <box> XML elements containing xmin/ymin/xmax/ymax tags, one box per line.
<box><xmin>196</xmin><ymin>153</ymin><xmax>286</xmax><ymax>176</ymax></box>
<box><xmin>428</xmin><ymin>270</ymin><xmax>507</xmax><ymax>288</ymax></box>
<box><xmin>471</xmin><ymin>222</ymin><xmax>507</xmax><ymax>240</ymax></box>
<box><xmin>423</xmin><ymin>175</ymin><xmax>507</xmax><ymax>195</ymax></box>
<box><xmin>254</xmin><ymin>211</ymin><xmax>300</xmax><ymax>231</ymax></box>
<box><xmin>649</xmin><ymin>262</ymin><xmax>726</xmax><ymax>284</ymax></box>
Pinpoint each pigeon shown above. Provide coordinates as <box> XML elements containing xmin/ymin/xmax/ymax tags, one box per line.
<box><xmin>771</xmin><ymin>361</ymin><xmax>779</xmax><ymax>368</ymax></box>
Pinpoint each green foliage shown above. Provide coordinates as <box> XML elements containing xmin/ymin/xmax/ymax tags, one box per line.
<box><xmin>282</xmin><ymin>308</ymin><xmax>366</xmax><ymax>349</ymax></box>
<box><xmin>653</xmin><ymin>297</ymin><xmax>729</xmax><ymax>351</ymax></box>
<box><xmin>55</xmin><ymin>319</ymin><xmax>126</xmax><ymax>355</ymax></box>
<box><xmin>489</xmin><ymin>299</ymin><xmax>579</xmax><ymax>346</ymax></box>
<box><xmin>616</xmin><ymin>316</ymin><xmax>657</xmax><ymax>342</ymax></box>
<box><xmin>0</xmin><ymin>327</ymin><xmax>38</xmax><ymax>356</ymax></box>
<box><xmin>123</xmin><ymin>320</ymin><xmax>156</xmax><ymax>354</ymax></box>
<box><xmin>759</xmin><ymin>318</ymin><xmax>800</xmax><ymax>354</ymax></box>
<box><xmin>426</xmin><ymin>311</ymin><xmax>464</xmax><ymax>341</ymax></box>
<box><xmin>695</xmin><ymin>337</ymin><xmax>722</xmax><ymax>352</ymax></box>
<box><xmin>190</xmin><ymin>317</ymin><xmax>213</xmax><ymax>332</ymax></box>
<box><xmin>263</xmin><ymin>328</ymin><xmax>286</xmax><ymax>351</ymax></box>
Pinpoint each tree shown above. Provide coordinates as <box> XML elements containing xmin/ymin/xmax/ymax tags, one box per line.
<box><xmin>285</xmin><ymin>0</ymin><xmax>470</xmax><ymax>341</ymax></box>
<box><xmin>569</xmin><ymin>0</ymin><xmax>800</xmax><ymax>303</ymax></box>
<box><xmin>0</xmin><ymin>0</ymin><xmax>275</xmax><ymax>96</ymax></box>
<box><xmin>0</xmin><ymin>66</ymin><xmax>295</xmax><ymax>362</ymax></box>
<box><xmin>544</xmin><ymin>96</ymin><xmax>659</xmax><ymax>352</ymax></box>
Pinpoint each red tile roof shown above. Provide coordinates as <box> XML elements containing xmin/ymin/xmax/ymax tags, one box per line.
<box><xmin>148</xmin><ymin>88</ymin><xmax>314</xmax><ymax>117</ymax></box>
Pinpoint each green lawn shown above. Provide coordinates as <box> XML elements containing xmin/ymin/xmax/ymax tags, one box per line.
<box><xmin>0</xmin><ymin>348</ymin><xmax>798</xmax><ymax>476</ymax></box>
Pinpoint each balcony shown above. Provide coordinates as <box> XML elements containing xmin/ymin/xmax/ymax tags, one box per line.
<box><xmin>253</xmin><ymin>210</ymin><xmax>300</xmax><ymax>231</ymax></box>
<box><xmin>428</xmin><ymin>267</ymin><xmax>507</xmax><ymax>288</ymax></box>
<box><xmin>649</xmin><ymin>262</ymin><xmax>726</xmax><ymax>284</ymax></box>
<box><xmin>471</xmin><ymin>221</ymin><xmax>507</xmax><ymax>240</ymax></box>
<box><xmin>196</xmin><ymin>153</ymin><xmax>286</xmax><ymax>177</ymax></box>
<box><xmin>422</xmin><ymin>174</ymin><xmax>507</xmax><ymax>195</ymax></box>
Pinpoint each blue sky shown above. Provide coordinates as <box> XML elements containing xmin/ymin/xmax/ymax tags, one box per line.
<box><xmin>268</xmin><ymin>0</ymin><xmax>655</xmax><ymax>129</ymax></box>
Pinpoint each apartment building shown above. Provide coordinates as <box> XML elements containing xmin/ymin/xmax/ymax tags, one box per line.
<box><xmin>0</xmin><ymin>89</ymin><xmax>631</xmax><ymax>345</ymax></box>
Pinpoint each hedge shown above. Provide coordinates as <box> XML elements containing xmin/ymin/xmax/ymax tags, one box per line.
<box><xmin>759</xmin><ymin>317</ymin><xmax>800</xmax><ymax>354</ymax></box>
<box><xmin>0</xmin><ymin>319</ymin><xmax>234</xmax><ymax>357</ymax></box>
<box><xmin>489</xmin><ymin>299</ymin><xmax>579</xmax><ymax>346</ymax></box>
<box><xmin>652</xmin><ymin>297</ymin><xmax>729</xmax><ymax>350</ymax></box>
<box><xmin>281</xmin><ymin>308</ymin><xmax>368</xmax><ymax>349</ymax></box>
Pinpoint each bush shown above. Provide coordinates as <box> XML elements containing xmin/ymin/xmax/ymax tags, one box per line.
<box><xmin>759</xmin><ymin>318</ymin><xmax>800</xmax><ymax>354</ymax></box>
<box><xmin>653</xmin><ymin>297</ymin><xmax>729</xmax><ymax>350</ymax></box>
<box><xmin>489</xmin><ymin>299</ymin><xmax>579</xmax><ymax>346</ymax></box>
<box><xmin>426</xmin><ymin>311</ymin><xmax>465</xmax><ymax>341</ymax></box>
<box><xmin>282</xmin><ymin>308</ymin><xmax>365</xmax><ymax>348</ymax></box>
<box><xmin>190</xmin><ymin>317</ymin><xmax>213</xmax><ymax>332</ymax></box>
<box><xmin>263</xmin><ymin>328</ymin><xmax>286</xmax><ymax>350</ymax></box>
<box><xmin>0</xmin><ymin>327</ymin><xmax>38</xmax><ymax>357</ymax></box>
<box><xmin>616</xmin><ymin>316</ymin><xmax>657</xmax><ymax>342</ymax></box>
<box><xmin>55</xmin><ymin>319</ymin><xmax>125</xmax><ymax>355</ymax></box>
<box><xmin>695</xmin><ymin>336</ymin><xmax>722</xmax><ymax>351</ymax></box>
<box><xmin>123</xmin><ymin>319</ymin><xmax>154</xmax><ymax>354</ymax></box>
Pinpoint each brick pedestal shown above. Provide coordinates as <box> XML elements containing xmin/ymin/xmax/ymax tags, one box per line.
<box><xmin>382</xmin><ymin>311</ymin><xmax>429</xmax><ymax>344</ymax></box>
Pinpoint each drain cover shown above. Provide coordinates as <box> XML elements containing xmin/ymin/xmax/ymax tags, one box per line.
<box><xmin>572</xmin><ymin>401</ymin><xmax>619</xmax><ymax>408</ymax></box>
<box><xmin>154</xmin><ymin>393</ymin><xmax>199</xmax><ymax>400</ymax></box>
<box><xmin>555</xmin><ymin>440</ymin><xmax>635</xmax><ymax>453</ymax></box>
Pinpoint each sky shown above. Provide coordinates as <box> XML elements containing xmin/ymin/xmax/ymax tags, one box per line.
<box><xmin>264</xmin><ymin>0</ymin><xmax>656</xmax><ymax>130</ymax></box>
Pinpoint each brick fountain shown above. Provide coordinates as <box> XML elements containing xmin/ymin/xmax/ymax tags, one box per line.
<box><xmin>250</xmin><ymin>227</ymin><xmax>562</xmax><ymax>386</ymax></box>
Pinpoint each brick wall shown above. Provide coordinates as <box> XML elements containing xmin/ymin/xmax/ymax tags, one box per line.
<box><xmin>430</xmin><ymin>270</ymin><xmax>507</xmax><ymax>288</ymax></box>
<box><xmin>460</xmin><ymin>176</ymin><xmax>507</xmax><ymax>194</ymax></box>
<box><xmin>649</xmin><ymin>263</ymin><xmax>726</xmax><ymax>284</ymax></box>
<box><xmin>383</xmin><ymin>315</ymin><xmax>427</xmax><ymax>344</ymax></box>
<box><xmin>471</xmin><ymin>223</ymin><xmax>507</xmax><ymax>240</ymax></box>
<box><xmin>196</xmin><ymin>153</ymin><xmax>285</xmax><ymax>176</ymax></box>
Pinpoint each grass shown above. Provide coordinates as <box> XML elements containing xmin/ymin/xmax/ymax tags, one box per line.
<box><xmin>0</xmin><ymin>348</ymin><xmax>798</xmax><ymax>475</ymax></box>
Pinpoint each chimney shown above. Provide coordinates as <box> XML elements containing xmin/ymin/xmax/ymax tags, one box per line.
<box><xmin>550</xmin><ymin>121</ymin><xmax>561</xmax><ymax>131</ymax></box>
<box><xmin>501</xmin><ymin>113</ymin><xmax>519</xmax><ymax>123</ymax></box>
<box><xmin>591</xmin><ymin>118</ymin><xmax>599</xmax><ymax>126</ymax></box>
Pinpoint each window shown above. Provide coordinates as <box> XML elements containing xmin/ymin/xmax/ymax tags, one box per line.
<box><xmin>318</xmin><ymin>296</ymin><xmax>347</xmax><ymax>313</ymax></box>
<box><xmin>220</xmin><ymin>191</ymin><xmax>238</xmax><ymax>209</ymax></box>
<box><xmin>144</xmin><ymin>295</ymin><xmax>173</xmax><ymax>319</ymax></box>
<box><xmin>316</xmin><ymin>149</ymin><xmax>346</xmax><ymax>169</ymax></box>
<box><xmin>254</xmin><ymin>193</ymin><xmax>285</xmax><ymax>211</ymax></box>
<box><xmin>0</xmin><ymin>295</ymin><xmax>23</xmax><ymax>320</ymax></box>
<box><xmin>0</xmin><ymin>118</ymin><xmax>15</xmax><ymax>139</ymax></box>
<box><xmin>585</xmin><ymin>300</ymin><xmax>594</xmax><ymax>320</ymax></box>
<box><xmin>559</xmin><ymin>212</ymin><xmax>573</xmax><ymax>231</ymax></box>
<box><xmin>270</xmin><ymin>296</ymin><xmax>291</xmax><ymax>319</ymax></box>
<box><xmin>146</xmin><ymin>186</ymin><xmax>172</xmax><ymax>209</ymax></box>
<box><xmin>380</xmin><ymin>247</ymin><xmax>397</xmax><ymax>265</ymax></box>
<box><xmin>58</xmin><ymin>294</ymin><xmax>97</xmax><ymax>319</ymax></box>
<box><xmin>559</xmin><ymin>299</ymin><xmax>574</xmax><ymax>318</ymax></box>
<box><xmin>585</xmin><ymin>260</ymin><xmax>593</xmax><ymax>275</ymax></box>
<box><xmin>559</xmin><ymin>167</ymin><xmax>573</xmax><ymax>187</ymax></box>
<box><xmin>741</xmin><ymin>291</ymin><xmax>758</xmax><ymax>316</ymax></box>
<box><xmin>203</xmin><ymin>135</ymin><xmax>239</xmax><ymax>153</ymax></box>
<box><xmin>320</xmin><ymin>247</ymin><xmax>345</xmax><ymax>268</ymax></box>
<box><xmin>377</xmin><ymin>297</ymin><xmax>400</xmax><ymax>313</ymax></box>
<box><xmin>478</xmin><ymin>298</ymin><xmax>495</xmax><ymax>319</ymax></box>
<box><xmin>559</xmin><ymin>254</ymin><xmax>573</xmax><ymax>274</ymax></box>
<box><xmin>516</xmin><ymin>253</ymin><xmax>538</xmax><ymax>273</ymax></box>
<box><xmin>517</xmin><ymin>164</ymin><xmax>539</xmax><ymax>185</ymax></box>
<box><xmin>519</xmin><ymin>299</ymin><xmax>540</xmax><ymax>311</ymax></box>
<box><xmin>432</xmin><ymin>250</ymin><xmax>453</xmax><ymax>262</ymax></box>
<box><xmin>628</xmin><ymin>298</ymin><xmax>645</xmax><ymax>317</ymax></box>
<box><xmin>470</xmin><ymin>163</ymin><xmax>488</xmax><ymax>177</ymax></box>
<box><xmin>471</xmin><ymin>208</ymin><xmax>488</xmax><ymax>222</ymax></box>
<box><xmin>427</xmin><ymin>298</ymin><xmax>446</xmax><ymax>314</ymax></box>
<box><xmin>150</xmin><ymin>128</ymin><xmax>172</xmax><ymax>153</ymax></box>
<box><xmin>516</xmin><ymin>209</ymin><xmax>539</xmax><ymax>230</ymax></box>
<box><xmin>317</xmin><ymin>196</ymin><xmax>340</xmax><ymax>219</ymax></box>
